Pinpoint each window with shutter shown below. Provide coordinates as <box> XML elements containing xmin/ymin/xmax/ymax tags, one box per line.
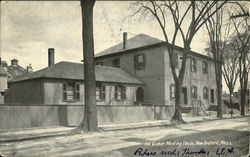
<box><xmin>191</xmin><ymin>86</ymin><xmax>198</xmax><ymax>99</ymax></box>
<box><xmin>203</xmin><ymin>87</ymin><xmax>208</xmax><ymax>99</ymax></box>
<box><xmin>202</xmin><ymin>61</ymin><xmax>208</xmax><ymax>74</ymax></box>
<box><xmin>63</xmin><ymin>82</ymin><xmax>81</xmax><ymax>102</ymax></box>
<box><xmin>191</xmin><ymin>58</ymin><xmax>197</xmax><ymax>72</ymax></box>
<box><xmin>115</xmin><ymin>85</ymin><xmax>126</xmax><ymax>100</ymax></box>
<box><xmin>134</xmin><ymin>54</ymin><xmax>145</xmax><ymax>70</ymax></box>
<box><xmin>96</xmin><ymin>84</ymin><xmax>105</xmax><ymax>101</ymax></box>
<box><xmin>112</xmin><ymin>58</ymin><xmax>120</xmax><ymax>68</ymax></box>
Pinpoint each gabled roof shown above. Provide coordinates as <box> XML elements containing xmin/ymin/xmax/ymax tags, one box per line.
<box><xmin>7</xmin><ymin>65</ymin><xmax>27</xmax><ymax>80</ymax></box>
<box><xmin>95</xmin><ymin>33</ymin><xmax>163</xmax><ymax>57</ymax></box>
<box><xmin>95</xmin><ymin>33</ymin><xmax>213</xmax><ymax>61</ymax></box>
<box><xmin>9</xmin><ymin>61</ymin><xmax>143</xmax><ymax>84</ymax></box>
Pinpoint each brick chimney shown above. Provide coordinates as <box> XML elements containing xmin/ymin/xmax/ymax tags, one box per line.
<box><xmin>26</xmin><ymin>64</ymin><xmax>33</xmax><ymax>73</ymax></box>
<box><xmin>48</xmin><ymin>48</ymin><xmax>55</xmax><ymax>67</ymax></box>
<box><xmin>11</xmin><ymin>59</ymin><xmax>18</xmax><ymax>66</ymax></box>
<box><xmin>123</xmin><ymin>32</ymin><xmax>127</xmax><ymax>50</ymax></box>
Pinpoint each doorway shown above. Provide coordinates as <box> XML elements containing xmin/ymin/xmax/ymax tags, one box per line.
<box><xmin>181</xmin><ymin>87</ymin><xmax>188</xmax><ymax>105</ymax></box>
<box><xmin>211</xmin><ymin>89</ymin><xmax>215</xmax><ymax>103</ymax></box>
<box><xmin>136</xmin><ymin>87</ymin><xmax>144</xmax><ymax>102</ymax></box>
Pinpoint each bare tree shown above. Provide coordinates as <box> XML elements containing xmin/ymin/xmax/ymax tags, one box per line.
<box><xmin>203</xmin><ymin>2</ymin><xmax>239</xmax><ymax>118</ymax></box>
<box><xmin>130</xmin><ymin>0</ymin><xmax>226</xmax><ymax>122</ymax></box>
<box><xmin>222</xmin><ymin>42</ymin><xmax>239</xmax><ymax>113</ymax></box>
<box><xmin>78</xmin><ymin>0</ymin><xmax>98</xmax><ymax>132</ymax></box>
<box><xmin>206</xmin><ymin>2</ymin><xmax>249</xmax><ymax>117</ymax></box>
<box><xmin>231</xmin><ymin>15</ymin><xmax>249</xmax><ymax>116</ymax></box>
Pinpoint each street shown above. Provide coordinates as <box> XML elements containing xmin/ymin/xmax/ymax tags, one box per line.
<box><xmin>0</xmin><ymin>117</ymin><xmax>249</xmax><ymax>157</ymax></box>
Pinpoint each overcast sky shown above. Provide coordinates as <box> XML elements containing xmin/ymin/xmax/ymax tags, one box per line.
<box><xmin>1</xmin><ymin>1</ymin><xmax>245</xmax><ymax>92</ymax></box>
<box><xmin>0</xmin><ymin>1</ymin><xmax>210</xmax><ymax>69</ymax></box>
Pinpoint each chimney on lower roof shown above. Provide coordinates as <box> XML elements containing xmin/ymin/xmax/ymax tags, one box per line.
<box><xmin>123</xmin><ymin>32</ymin><xmax>127</xmax><ymax>50</ymax></box>
<box><xmin>11</xmin><ymin>59</ymin><xmax>18</xmax><ymax>66</ymax></box>
<box><xmin>26</xmin><ymin>64</ymin><xmax>33</xmax><ymax>73</ymax></box>
<box><xmin>48</xmin><ymin>48</ymin><xmax>55</xmax><ymax>67</ymax></box>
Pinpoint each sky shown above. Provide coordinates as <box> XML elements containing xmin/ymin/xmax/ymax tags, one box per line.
<box><xmin>0</xmin><ymin>1</ymin><xmax>246</xmax><ymax>92</ymax></box>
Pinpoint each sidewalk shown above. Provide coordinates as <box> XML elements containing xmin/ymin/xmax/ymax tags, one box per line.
<box><xmin>0</xmin><ymin>113</ymin><xmax>247</xmax><ymax>143</ymax></box>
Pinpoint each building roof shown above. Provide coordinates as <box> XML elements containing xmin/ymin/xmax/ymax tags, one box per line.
<box><xmin>7</xmin><ymin>65</ymin><xmax>27</xmax><ymax>80</ymax></box>
<box><xmin>95</xmin><ymin>33</ymin><xmax>163</xmax><ymax>57</ymax></box>
<box><xmin>9</xmin><ymin>61</ymin><xmax>143</xmax><ymax>84</ymax></box>
<box><xmin>95</xmin><ymin>33</ymin><xmax>213</xmax><ymax>61</ymax></box>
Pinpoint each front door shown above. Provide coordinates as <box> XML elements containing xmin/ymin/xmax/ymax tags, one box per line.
<box><xmin>136</xmin><ymin>87</ymin><xmax>144</xmax><ymax>102</ymax></box>
<box><xmin>181</xmin><ymin>87</ymin><xmax>188</xmax><ymax>105</ymax></box>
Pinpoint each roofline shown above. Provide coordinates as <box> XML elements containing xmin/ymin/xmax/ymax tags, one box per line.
<box><xmin>95</xmin><ymin>42</ymin><xmax>214</xmax><ymax>62</ymax></box>
<box><xmin>9</xmin><ymin>76</ymin><xmax>144</xmax><ymax>85</ymax></box>
<box><xmin>7</xmin><ymin>64</ymin><xmax>27</xmax><ymax>72</ymax></box>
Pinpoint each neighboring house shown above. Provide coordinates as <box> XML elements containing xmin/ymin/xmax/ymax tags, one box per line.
<box><xmin>0</xmin><ymin>58</ymin><xmax>33</xmax><ymax>99</ymax></box>
<box><xmin>94</xmin><ymin>33</ymin><xmax>217</xmax><ymax>109</ymax></box>
<box><xmin>7</xmin><ymin>59</ymin><xmax>28</xmax><ymax>81</ymax></box>
<box><xmin>1</xmin><ymin>60</ymin><xmax>8</xmax><ymax>72</ymax></box>
<box><xmin>0</xmin><ymin>61</ymin><xmax>8</xmax><ymax>104</ymax></box>
<box><xmin>5</xmin><ymin>50</ymin><xmax>143</xmax><ymax>105</ymax></box>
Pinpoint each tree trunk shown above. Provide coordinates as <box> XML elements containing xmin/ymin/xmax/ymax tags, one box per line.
<box><xmin>78</xmin><ymin>0</ymin><xmax>98</xmax><ymax>132</ymax></box>
<box><xmin>239</xmin><ymin>52</ymin><xmax>247</xmax><ymax>116</ymax></box>
<box><xmin>240</xmin><ymin>90</ymin><xmax>246</xmax><ymax>116</ymax></box>
<box><xmin>229</xmin><ymin>90</ymin><xmax>233</xmax><ymax>117</ymax></box>
<box><xmin>240</xmin><ymin>78</ymin><xmax>246</xmax><ymax>116</ymax></box>
<box><xmin>217</xmin><ymin>85</ymin><xmax>222</xmax><ymax>118</ymax></box>
<box><xmin>171</xmin><ymin>81</ymin><xmax>185</xmax><ymax>123</ymax></box>
<box><xmin>216</xmin><ymin>63</ymin><xmax>223</xmax><ymax>118</ymax></box>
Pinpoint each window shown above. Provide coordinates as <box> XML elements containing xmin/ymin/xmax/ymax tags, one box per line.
<box><xmin>63</xmin><ymin>82</ymin><xmax>80</xmax><ymax>101</ymax></box>
<box><xmin>134</xmin><ymin>54</ymin><xmax>146</xmax><ymax>70</ymax></box>
<box><xmin>115</xmin><ymin>85</ymin><xmax>126</xmax><ymax>100</ymax></box>
<box><xmin>112</xmin><ymin>58</ymin><xmax>120</xmax><ymax>68</ymax></box>
<box><xmin>95</xmin><ymin>62</ymin><xmax>103</xmax><ymax>66</ymax></box>
<box><xmin>202</xmin><ymin>61</ymin><xmax>208</xmax><ymax>74</ymax></box>
<box><xmin>191</xmin><ymin>58</ymin><xmax>197</xmax><ymax>72</ymax></box>
<box><xmin>203</xmin><ymin>87</ymin><xmax>208</xmax><ymax>99</ymax></box>
<box><xmin>96</xmin><ymin>84</ymin><xmax>105</xmax><ymax>101</ymax></box>
<box><xmin>191</xmin><ymin>86</ymin><xmax>198</xmax><ymax>99</ymax></box>
<box><xmin>170</xmin><ymin>84</ymin><xmax>175</xmax><ymax>100</ymax></box>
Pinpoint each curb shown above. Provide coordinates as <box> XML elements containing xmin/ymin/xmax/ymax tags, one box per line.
<box><xmin>0</xmin><ymin>115</ymin><xmax>248</xmax><ymax>144</ymax></box>
<box><xmin>0</xmin><ymin>130</ymin><xmax>74</xmax><ymax>144</ymax></box>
